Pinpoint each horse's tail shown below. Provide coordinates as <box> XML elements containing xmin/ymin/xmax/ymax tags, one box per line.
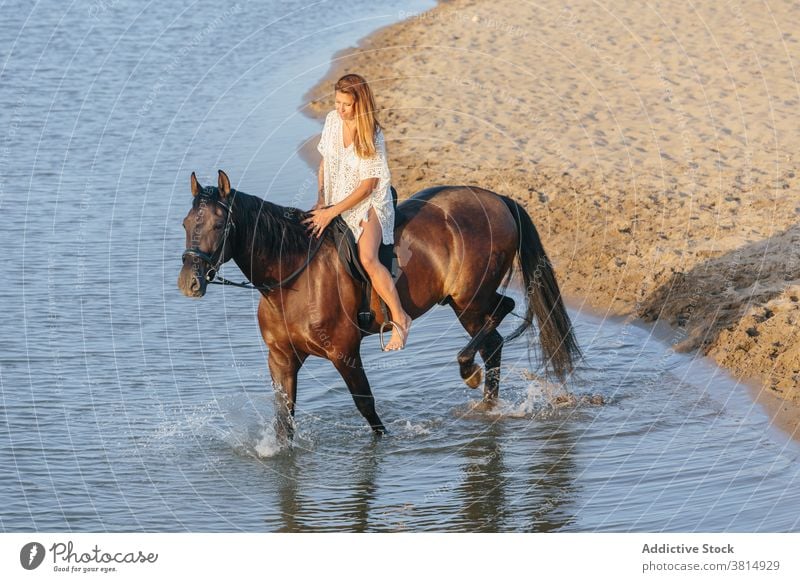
<box><xmin>500</xmin><ymin>195</ymin><xmax>581</xmax><ymax>380</ymax></box>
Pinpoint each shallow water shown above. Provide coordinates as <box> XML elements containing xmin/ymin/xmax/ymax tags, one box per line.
<box><xmin>2</xmin><ymin>0</ymin><xmax>800</xmax><ymax>532</ymax></box>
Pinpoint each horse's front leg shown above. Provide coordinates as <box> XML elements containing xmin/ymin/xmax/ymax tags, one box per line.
<box><xmin>268</xmin><ymin>348</ymin><xmax>307</xmax><ymax>441</ymax></box>
<box><xmin>332</xmin><ymin>352</ymin><xmax>387</xmax><ymax>435</ymax></box>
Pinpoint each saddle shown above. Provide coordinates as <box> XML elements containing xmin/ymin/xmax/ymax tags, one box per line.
<box><xmin>330</xmin><ymin>186</ymin><xmax>400</xmax><ymax>334</ymax></box>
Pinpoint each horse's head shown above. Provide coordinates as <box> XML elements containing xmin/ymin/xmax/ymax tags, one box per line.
<box><xmin>178</xmin><ymin>170</ymin><xmax>236</xmax><ymax>298</ymax></box>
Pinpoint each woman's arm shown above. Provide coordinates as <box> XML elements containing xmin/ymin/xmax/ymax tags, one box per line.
<box><xmin>303</xmin><ymin>177</ymin><xmax>379</xmax><ymax>237</ymax></box>
<box><xmin>313</xmin><ymin>112</ymin><xmax>333</xmax><ymax>210</ymax></box>
<box><xmin>330</xmin><ymin>177</ymin><xmax>379</xmax><ymax>214</ymax></box>
<box><xmin>316</xmin><ymin>159</ymin><xmax>325</xmax><ymax>208</ymax></box>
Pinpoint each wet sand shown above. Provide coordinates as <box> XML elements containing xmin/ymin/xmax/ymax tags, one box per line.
<box><xmin>303</xmin><ymin>0</ymin><xmax>800</xmax><ymax>406</ymax></box>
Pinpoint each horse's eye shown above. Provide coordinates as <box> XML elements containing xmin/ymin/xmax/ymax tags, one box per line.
<box><xmin>213</xmin><ymin>222</ymin><xmax>224</xmax><ymax>230</ymax></box>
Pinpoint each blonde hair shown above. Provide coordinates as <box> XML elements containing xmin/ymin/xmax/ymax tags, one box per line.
<box><xmin>335</xmin><ymin>73</ymin><xmax>382</xmax><ymax>159</ymax></box>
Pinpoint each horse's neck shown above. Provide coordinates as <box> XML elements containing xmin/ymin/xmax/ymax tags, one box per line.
<box><xmin>230</xmin><ymin>223</ymin><xmax>315</xmax><ymax>289</ymax></box>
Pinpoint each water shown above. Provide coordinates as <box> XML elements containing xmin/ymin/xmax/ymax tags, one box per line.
<box><xmin>2</xmin><ymin>0</ymin><xmax>800</xmax><ymax>532</ymax></box>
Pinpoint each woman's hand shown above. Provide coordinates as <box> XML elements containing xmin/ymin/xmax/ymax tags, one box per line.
<box><xmin>303</xmin><ymin>205</ymin><xmax>338</xmax><ymax>238</ymax></box>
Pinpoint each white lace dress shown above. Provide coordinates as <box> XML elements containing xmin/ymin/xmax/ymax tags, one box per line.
<box><xmin>317</xmin><ymin>110</ymin><xmax>394</xmax><ymax>245</ymax></box>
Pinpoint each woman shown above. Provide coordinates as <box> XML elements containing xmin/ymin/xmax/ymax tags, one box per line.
<box><xmin>304</xmin><ymin>73</ymin><xmax>412</xmax><ymax>351</ymax></box>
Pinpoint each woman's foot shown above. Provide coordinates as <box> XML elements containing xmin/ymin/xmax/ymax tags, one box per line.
<box><xmin>383</xmin><ymin>314</ymin><xmax>412</xmax><ymax>351</ymax></box>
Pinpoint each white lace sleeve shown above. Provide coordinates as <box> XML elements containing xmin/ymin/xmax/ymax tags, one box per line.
<box><xmin>317</xmin><ymin>111</ymin><xmax>334</xmax><ymax>158</ymax></box>
<box><xmin>358</xmin><ymin>130</ymin><xmax>390</xmax><ymax>182</ymax></box>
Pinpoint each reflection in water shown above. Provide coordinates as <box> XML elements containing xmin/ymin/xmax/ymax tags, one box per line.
<box><xmin>457</xmin><ymin>424</ymin><xmax>509</xmax><ymax>531</ymax></box>
<box><xmin>524</xmin><ymin>426</ymin><xmax>578</xmax><ymax>532</ymax></box>
<box><xmin>275</xmin><ymin>455</ymin><xmax>301</xmax><ymax>533</ymax></box>
<box><xmin>346</xmin><ymin>442</ymin><xmax>381</xmax><ymax>532</ymax></box>
<box><xmin>454</xmin><ymin>420</ymin><xmax>578</xmax><ymax>532</ymax></box>
<box><xmin>274</xmin><ymin>441</ymin><xmax>382</xmax><ymax>532</ymax></box>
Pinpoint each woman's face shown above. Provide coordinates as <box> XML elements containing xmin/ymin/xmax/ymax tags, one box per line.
<box><xmin>335</xmin><ymin>91</ymin><xmax>356</xmax><ymax>121</ymax></box>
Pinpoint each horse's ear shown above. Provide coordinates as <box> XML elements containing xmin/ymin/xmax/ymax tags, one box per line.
<box><xmin>190</xmin><ymin>172</ymin><xmax>203</xmax><ymax>197</ymax></box>
<box><xmin>218</xmin><ymin>170</ymin><xmax>231</xmax><ymax>199</ymax></box>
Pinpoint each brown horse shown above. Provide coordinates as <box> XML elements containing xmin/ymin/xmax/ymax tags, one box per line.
<box><xmin>178</xmin><ymin>170</ymin><xmax>580</xmax><ymax>438</ymax></box>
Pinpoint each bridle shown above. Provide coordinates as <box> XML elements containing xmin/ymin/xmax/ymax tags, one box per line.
<box><xmin>181</xmin><ymin>192</ymin><xmax>236</xmax><ymax>284</ymax></box>
<box><xmin>181</xmin><ymin>190</ymin><xmax>326</xmax><ymax>294</ymax></box>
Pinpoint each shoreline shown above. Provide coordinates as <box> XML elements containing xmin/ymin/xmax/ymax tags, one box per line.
<box><xmin>300</xmin><ymin>0</ymin><xmax>800</xmax><ymax>428</ymax></box>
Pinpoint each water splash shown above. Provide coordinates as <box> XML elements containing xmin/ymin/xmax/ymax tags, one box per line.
<box><xmin>144</xmin><ymin>402</ymin><xmax>226</xmax><ymax>450</ymax></box>
<box><xmin>252</xmin><ymin>425</ymin><xmax>288</xmax><ymax>458</ymax></box>
<box><xmin>459</xmin><ymin>371</ymin><xmax>605</xmax><ymax>420</ymax></box>
<box><xmin>387</xmin><ymin>419</ymin><xmax>436</xmax><ymax>438</ymax></box>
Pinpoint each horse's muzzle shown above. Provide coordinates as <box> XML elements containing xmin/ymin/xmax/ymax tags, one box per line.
<box><xmin>177</xmin><ymin>265</ymin><xmax>207</xmax><ymax>298</ymax></box>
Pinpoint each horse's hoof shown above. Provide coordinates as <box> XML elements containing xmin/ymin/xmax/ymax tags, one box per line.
<box><xmin>471</xmin><ymin>398</ymin><xmax>497</xmax><ymax>412</ymax></box>
<box><xmin>463</xmin><ymin>364</ymin><xmax>482</xmax><ymax>389</ymax></box>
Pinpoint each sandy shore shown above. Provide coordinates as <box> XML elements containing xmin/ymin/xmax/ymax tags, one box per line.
<box><xmin>304</xmin><ymin>0</ymin><xmax>800</xmax><ymax>409</ymax></box>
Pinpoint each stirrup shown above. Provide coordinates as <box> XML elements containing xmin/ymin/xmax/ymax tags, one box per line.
<box><xmin>379</xmin><ymin>320</ymin><xmax>407</xmax><ymax>351</ymax></box>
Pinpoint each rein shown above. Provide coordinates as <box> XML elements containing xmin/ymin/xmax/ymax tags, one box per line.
<box><xmin>182</xmin><ymin>192</ymin><xmax>325</xmax><ymax>294</ymax></box>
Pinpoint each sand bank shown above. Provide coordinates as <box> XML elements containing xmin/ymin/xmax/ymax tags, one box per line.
<box><xmin>304</xmin><ymin>0</ymin><xmax>800</xmax><ymax>407</ymax></box>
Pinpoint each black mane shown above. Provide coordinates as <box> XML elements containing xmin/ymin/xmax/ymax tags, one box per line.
<box><xmin>194</xmin><ymin>187</ymin><xmax>321</xmax><ymax>260</ymax></box>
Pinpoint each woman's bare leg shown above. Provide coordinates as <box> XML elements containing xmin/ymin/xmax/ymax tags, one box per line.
<box><xmin>358</xmin><ymin>207</ymin><xmax>412</xmax><ymax>350</ymax></box>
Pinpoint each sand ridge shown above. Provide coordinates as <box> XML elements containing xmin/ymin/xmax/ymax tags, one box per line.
<box><xmin>304</xmin><ymin>0</ymin><xmax>800</xmax><ymax>402</ymax></box>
